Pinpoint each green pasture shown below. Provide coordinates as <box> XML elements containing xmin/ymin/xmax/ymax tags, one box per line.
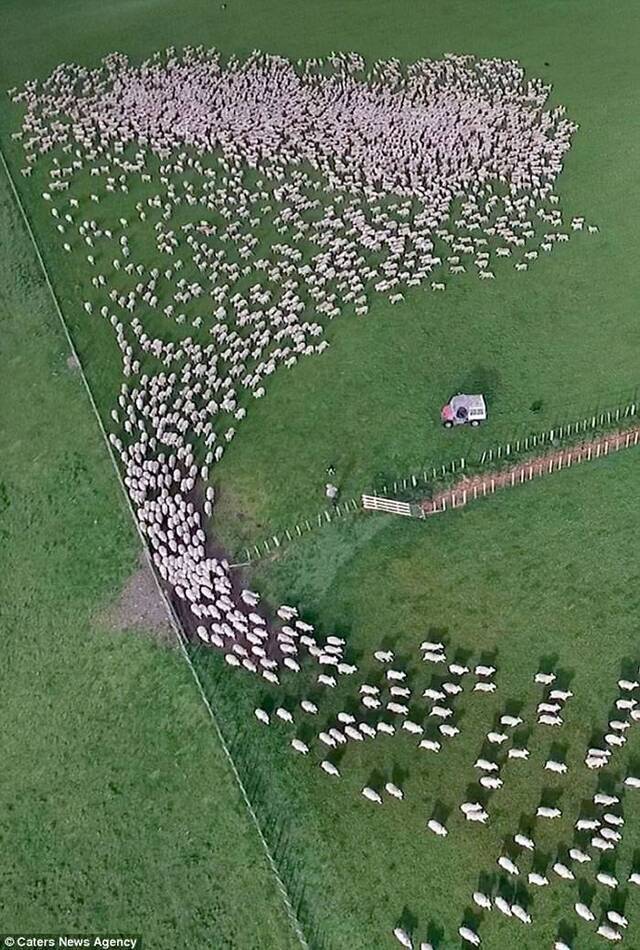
<box><xmin>2</xmin><ymin>1</ymin><xmax>640</xmax><ymax>948</ymax></box>
<box><xmin>0</xmin><ymin>136</ymin><xmax>296</xmax><ymax>949</ymax></box>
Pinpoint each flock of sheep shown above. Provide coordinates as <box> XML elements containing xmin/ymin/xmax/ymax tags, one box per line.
<box><xmin>7</xmin><ymin>45</ymin><xmax>614</xmax><ymax>947</ymax></box>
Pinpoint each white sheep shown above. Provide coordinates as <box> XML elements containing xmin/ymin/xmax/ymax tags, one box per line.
<box><xmin>514</xmin><ymin>833</ymin><xmax>534</xmax><ymax>851</ymax></box>
<box><xmin>596</xmin><ymin>871</ymin><xmax>618</xmax><ymax>889</ymax></box>
<box><xmin>362</xmin><ymin>786</ymin><xmax>383</xmax><ymax>805</ymax></box>
<box><xmin>427</xmin><ymin>819</ymin><xmax>447</xmax><ymax>837</ymax></box>
<box><xmin>419</xmin><ymin>738</ymin><xmax>441</xmax><ymax>752</ymax></box>
<box><xmin>574</xmin><ymin>903</ymin><xmax>595</xmax><ymax>922</ymax></box>
<box><xmin>552</xmin><ymin>862</ymin><xmax>574</xmax><ymax>880</ymax></box>
<box><xmin>497</xmin><ymin>855</ymin><xmax>519</xmax><ymax>876</ymax></box>
<box><xmin>320</xmin><ymin>760</ymin><xmax>340</xmax><ymax>778</ymax></box>
<box><xmin>607</xmin><ymin>911</ymin><xmax>628</xmax><ymax>929</ymax></box>
<box><xmin>537</xmin><ymin>806</ymin><xmax>561</xmax><ymax>819</ymax></box>
<box><xmin>511</xmin><ymin>904</ymin><xmax>531</xmax><ymax>925</ymax></box>
<box><xmin>545</xmin><ymin>760</ymin><xmax>568</xmax><ymax>774</ymax></box>
<box><xmin>291</xmin><ymin>738</ymin><xmax>309</xmax><ymax>755</ymax></box>
<box><xmin>393</xmin><ymin>927</ymin><xmax>413</xmax><ymax>949</ymax></box>
<box><xmin>472</xmin><ymin>892</ymin><xmax>491</xmax><ymax>910</ymax></box>
<box><xmin>276</xmin><ymin>707</ymin><xmax>294</xmax><ymax>724</ymax></box>
<box><xmin>458</xmin><ymin>926</ymin><xmax>480</xmax><ymax>946</ymax></box>
<box><xmin>254</xmin><ymin>708</ymin><xmax>270</xmax><ymax>725</ymax></box>
<box><xmin>534</xmin><ymin>672</ymin><xmax>556</xmax><ymax>685</ymax></box>
<box><xmin>385</xmin><ymin>782</ymin><xmax>404</xmax><ymax>800</ymax></box>
<box><xmin>528</xmin><ymin>872</ymin><xmax>548</xmax><ymax>887</ymax></box>
<box><xmin>474</xmin><ymin>665</ymin><xmax>496</xmax><ymax>677</ymax></box>
<box><xmin>568</xmin><ymin>848</ymin><xmax>591</xmax><ymax>863</ymax></box>
<box><xmin>508</xmin><ymin>747</ymin><xmax>529</xmax><ymax>760</ymax></box>
<box><xmin>594</xmin><ymin>793</ymin><xmax>619</xmax><ymax>806</ymax></box>
<box><xmin>596</xmin><ymin>924</ymin><xmax>621</xmax><ymax>942</ymax></box>
<box><xmin>474</xmin><ymin>682</ymin><xmax>496</xmax><ymax>693</ymax></box>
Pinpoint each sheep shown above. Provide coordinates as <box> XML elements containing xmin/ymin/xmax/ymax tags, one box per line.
<box><xmin>388</xmin><ymin>702</ymin><xmax>409</xmax><ymax>716</ymax></box>
<box><xmin>427</xmin><ymin>819</ymin><xmax>447</xmax><ymax>837</ymax></box>
<box><xmin>574</xmin><ymin>902</ymin><xmax>595</xmax><ymax>922</ymax></box>
<box><xmin>500</xmin><ymin>715</ymin><xmax>523</xmax><ymax>728</ymax></box>
<box><xmin>275</xmin><ymin>707</ymin><xmax>294</xmax><ymax>724</ymax></box>
<box><xmin>320</xmin><ymin>760</ymin><xmax>340</xmax><ymax>777</ymax></box>
<box><xmin>439</xmin><ymin>723</ymin><xmax>459</xmax><ymax>737</ymax></box>
<box><xmin>576</xmin><ymin>818</ymin><xmax>600</xmax><ymax>831</ymax></box>
<box><xmin>628</xmin><ymin>872</ymin><xmax>640</xmax><ymax>886</ymax></box>
<box><xmin>607</xmin><ymin>911</ymin><xmax>628</xmax><ymax>929</ymax></box>
<box><xmin>552</xmin><ymin>862</ymin><xmax>574</xmax><ymax>880</ymax></box>
<box><xmin>423</xmin><ymin>688</ymin><xmax>446</xmax><ymax>701</ymax></box>
<box><xmin>403</xmin><ymin>720</ymin><xmax>424</xmax><ymax>735</ymax></box>
<box><xmin>393</xmin><ymin>927</ymin><xmax>413</xmax><ymax>949</ymax></box>
<box><xmin>466</xmin><ymin>809</ymin><xmax>489</xmax><ymax>824</ymax></box>
<box><xmin>387</xmin><ymin>669</ymin><xmax>407</xmax><ymax>682</ymax></box>
<box><xmin>472</xmin><ymin>892</ymin><xmax>491</xmax><ymax>910</ymax></box>
<box><xmin>461</xmin><ymin>802</ymin><xmax>484</xmax><ymax>816</ymax></box>
<box><xmin>374</xmin><ymin>650</ymin><xmax>394</xmax><ymax>663</ymax></box>
<box><xmin>618</xmin><ymin>679</ymin><xmax>639</xmax><ymax>691</ymax></box>
<box><xmin>549</xmin><ymin>689</ymin><xmax>573</xmax><ymax>701</ymax></box>
<box><xmin>318</xmin><ymin>732</ymin><xmax>336</xmax><ymax>748</ymax></box>
<box><xmin>458</xmin><ymin>926</ymin><xmax>480</xmax><ymax>946</ymax></box>
<box><xmin>545</xmin><ymin>760</ymin><xmax>568</xmax><ymax>774</ymax></box>
<box><xmin>596</xmin><ymin>924</ymin><xmax>621</xmax><ymax>942</ymax></box>
<box><xmin>497</xmin><ymin>855</ymin><xmax>519</xmax><ymax>876</ymax></box>
<box><xmin>494</xmin><ymin>896</ymin><xmax>512</xmax><ymax>917</ymax></box>
<box><xmin>514</xmin><ymin>833</ymin><xmax>535</xmax><ymax>851</ymax></box>
<box><xmin>538</xmin><ymin>714</ymin><xmax>563</xmax><ymax>726</ymax></box>
<box><xmin>254</xmin><ymin>708</ymin><xmax>270</xmax><ymax>725</ymax></box>
<box><xmin>430</xmin><ymin>705</ymin><xmax>452</xmax><ymax>719</ymax></box>
<box><xmin>487</xmin><ymin>731</ymin><xmax>508</xmax><ymax>744</ymax></box>
<box><xmin>480</xmin><ymin>775</ymin><xmax>503</xmax><ymax>790</ymax></box>
<box><xmin>603</xmin><ymin>813</ymin><xmax>624</xmax><ymax>827</ymax></box>
<box><xmin>291</xmin><ymin>738</ymin><xmax>309</xmax><ymax>755</ymax></box>
<box><xmin>511</xmin><ymin>904</ymin><xmax>531</xmax><ymax>925</ymax></box>
<box><xmin>508</xmin><ymin>747</ymin><xmax>529</xmax><ymax>760</ymax></box>
<box><xmin>345</xmin><ymin>725</ymin><xmax>364</xmax><ymax>742</ymax></box>
<box><xmin>418</xmin><ymin>738</ymin><xmax>441</xmax><ymax>752</ymax></box>
<box><xmin>591</xmin><ymin>836</ymin><xmax>614</xmax><ymax>852</ymax></box>
<box><xmin>528</xmin><ymin>872</ymin><xmax>548</xmax><ymax>886</ymax></box>
<box><xmin>594</xmin><ymin>793</ymin><xmax>619</xmax><ymax>806</ymax></box>
<box><xmin>362</xmin><ymin>786</ymin><xmax>383</xmax><ymax>805</ymax></box>
<box><xmin>537</xmin><ymin>806</ymin><xmax>561</xmax><ymax>819</ymax></box>
<box><xmin>385</xmin><ymin>782</ymin><xmax>404</xmax><ymax>800</ymax></box>
<box><xmin>475</xmin><ymin>758</ymin><xmax>499</xmax><ymax>772</ymax></box>
<box><xmin>474</xmin><ymin>682</ymin><xmax>496</xmax><ymax>693</ymax></box>
<box><xmin>421</xmin><ymin>640</ymin><xmax>444</xmax><ymax>652</ymax></box>
<box><xmin>596</xmin><ymin>871</ymin><xmax>618</xmax><ymax>889</ymax></box>
<box><xmin>377</xmin><ymin>721</ymin><xmax>395</xmax><ymax>735</ymax></box>
<box><xmin>423</xmin><ymin>651</ymin><xmax>446</xmax><ymax>664</ymax></box>
<box><xmin>359</xmin><ymin>723</ymin><xmax>377</xmax><ymax>739</ymax></box>
<box><xmin>624</xmin><ymin>775</ymin><xmax>640</xmax><ymax>788</ymax></box>
<box><xmin>300</xmin><ymin>700</ymin><xmax>318</xmax><ymax>715</ymax></box>
<box><xmin>474</xmin><ymin>665</ymin><xmax>496</xmax><ymax>677</ymax></box>
<box><xmin>318</xmin><ymin>674</ymin><xmax>337</xmax><ymax>688</ymax></box>
<box><xmin>568</xmin><ymin>848</ymin><xmax>591</xmax><ymax>863</ymax></box>
<box><xmin>534</xmin><ymin>672</ymin><xmax>556</xmax><ymax>685</ymax></box>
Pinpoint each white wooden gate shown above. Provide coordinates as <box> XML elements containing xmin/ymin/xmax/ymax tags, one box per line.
<box><xmin>361</xmin><ymin>494</ymin><xmax>414</xmax><ymax>517</ymax></box>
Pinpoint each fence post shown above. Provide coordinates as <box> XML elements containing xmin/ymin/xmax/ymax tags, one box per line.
<box><xmin>462</xmin><ymin>489</ymin><xmax>467</xmax><ymax>505</ymax></box>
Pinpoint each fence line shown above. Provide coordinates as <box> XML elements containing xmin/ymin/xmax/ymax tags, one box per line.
<box><xmin>0</xmin><ymin>144</ymin><xmax>310</xmax><ymax>950</ymax></box>
<box><xmin>398</xmin><ymin>425</ymin><xmax>640</xmax><ymax>520</ymax></box>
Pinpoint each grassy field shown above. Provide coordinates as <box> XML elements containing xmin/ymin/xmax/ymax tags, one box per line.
<box><xmin>0</xmin><ymin>131</ymin><xmax>297</xmax><ymax>950</ymax></box>
<box><xmin>187</xmin><ymin>450</ymin><xmax>640</xmax><ymax>950</ymax></box>
<box><xmin>2</xmin><ymin>1</ymin><xmax>640</xmax><ymax>948</ymax></box>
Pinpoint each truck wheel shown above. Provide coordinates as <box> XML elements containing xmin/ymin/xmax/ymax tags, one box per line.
<box><xmin>471</xmin><ymin>420</ymin><xmax>480</xmax><ymax>427</ymax></box>
<box><xmin>443</xmin><ymin>421</ymin><xmax>453</xmax><ymax>428</ymax></box>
